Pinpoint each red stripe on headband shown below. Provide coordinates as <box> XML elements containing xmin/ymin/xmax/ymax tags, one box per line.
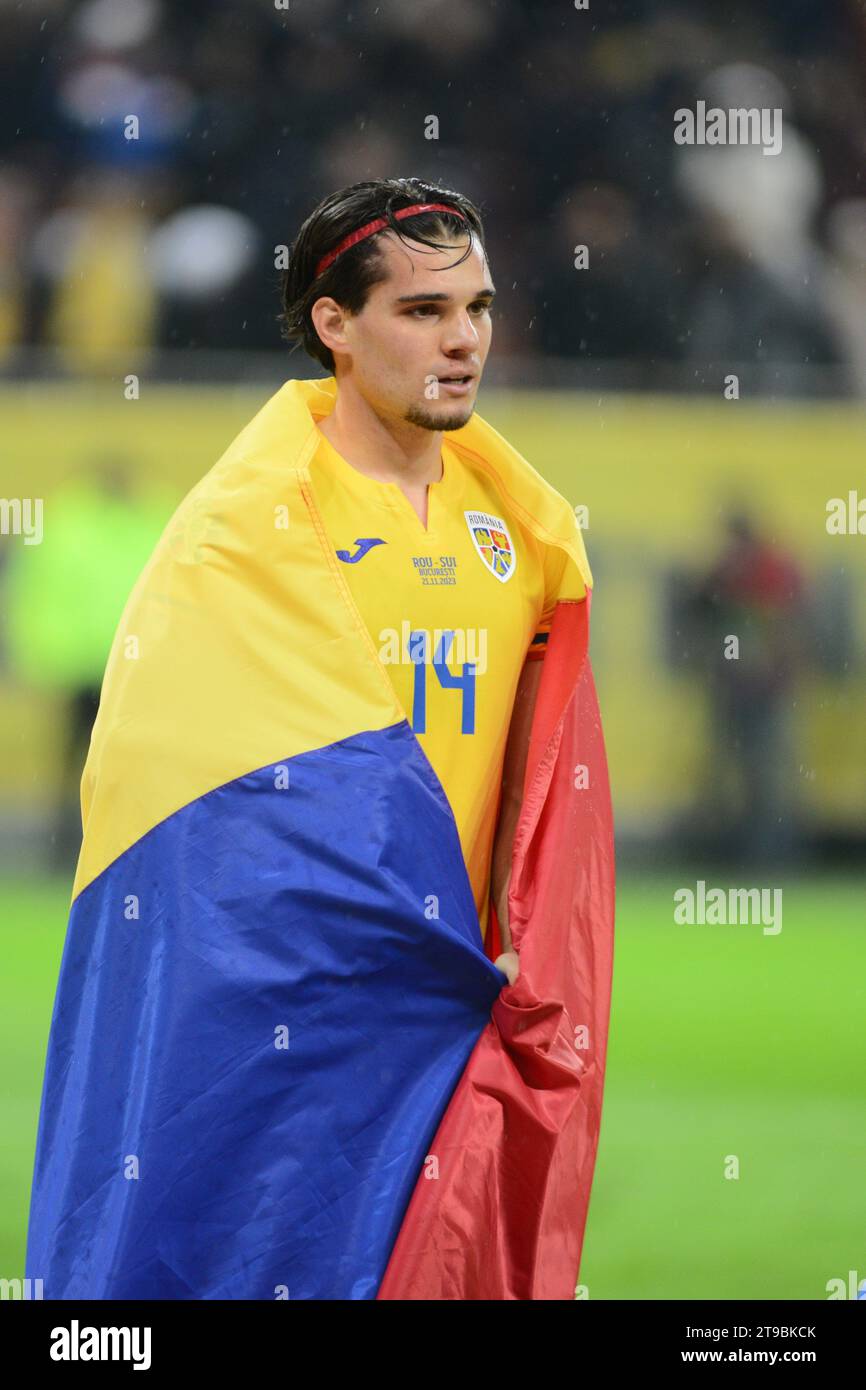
<box><xmin>314</xmin><ymin>202</ymin><xmax>468</xmax><ymax>277</ymax></box>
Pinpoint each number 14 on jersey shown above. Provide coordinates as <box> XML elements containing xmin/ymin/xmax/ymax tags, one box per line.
<box><xmin>409</xmin><ymin>629</ymin><xmax>476</xmax><ymax>734</ymax></box>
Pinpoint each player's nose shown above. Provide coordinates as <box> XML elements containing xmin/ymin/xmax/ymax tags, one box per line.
<box><xmin>441</xmin><ymin>309</ymin><xmax>482</xmax><ymax>352</ymax></box>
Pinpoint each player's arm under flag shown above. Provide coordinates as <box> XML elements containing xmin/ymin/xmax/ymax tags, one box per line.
<box><xmin>24</xmin><ymin>377</ymin><xmax>615</xmax><ymax>1300</ymax></box>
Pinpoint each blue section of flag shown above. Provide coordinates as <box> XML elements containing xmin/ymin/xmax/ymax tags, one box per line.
<box><xmin>26</xmin><ymin>721</ymin><xmax>505</xmax><ymax>1299</ymax></box>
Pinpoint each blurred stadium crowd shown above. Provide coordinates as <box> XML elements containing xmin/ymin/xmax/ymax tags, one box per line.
<box><xmin>2</xmin><ymin>0</ymin><xmax>866</xmax><ymax>387</ymax></box>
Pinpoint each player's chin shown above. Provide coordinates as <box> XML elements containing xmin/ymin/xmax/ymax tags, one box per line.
<box><xmin>436</xmin><ymin>405</ymin><xmax>476</xmax><ymax>431</ymax></box>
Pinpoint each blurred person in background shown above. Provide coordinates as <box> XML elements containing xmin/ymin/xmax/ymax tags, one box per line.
<box><xmin>675</xmin><ymin>62</ymin><xmax>845</xmax><ymax>381</ymax></box>
<box><xmin>3</xmin><ymin>459</ymin><xmax>173</xmax><ymax>871</ymax></box>
<box><xmin>687</xmin><ymin>509</ymin><xmax>806</xmax><ymax>864</ymax></box>
<box><xmin>30</xmin><ymin>169</ymin><xmax>159</xmax><ymax>373</ymax></box>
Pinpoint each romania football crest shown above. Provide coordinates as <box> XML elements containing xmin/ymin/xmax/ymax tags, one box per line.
<box><xmin>464</xmin><ymin>509</ymin><xmax>516</xmax><ymax>583</ymax></box>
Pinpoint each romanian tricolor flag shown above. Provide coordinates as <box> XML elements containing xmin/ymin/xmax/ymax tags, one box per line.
<box><xmin>25</xmin><ymin>377</ymin><xmax>615</xmax><ymax>1300</ymax></box>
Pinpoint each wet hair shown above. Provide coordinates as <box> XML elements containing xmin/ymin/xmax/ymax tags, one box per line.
<box><xmin>277</xmin><ymin>177</ymin><xmax>487</xmax><ymax>372</ymax></box>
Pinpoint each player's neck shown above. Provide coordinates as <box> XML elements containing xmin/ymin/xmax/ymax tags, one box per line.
<box><xmin>317</xmin><ymin>384</ymin><xmax>443</xmax><ymax>487</ymax></box>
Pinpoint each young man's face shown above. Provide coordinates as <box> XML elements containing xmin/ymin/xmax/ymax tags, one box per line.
<box><xmin>322</xmin><ymin>230</ymin><xmax>495</xmax><ymax>432</ymax></box>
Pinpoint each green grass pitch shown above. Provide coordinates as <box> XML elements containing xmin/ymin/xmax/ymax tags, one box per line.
<box><xmin>2</xmin><ymin>871</ymin><xmax>863</xmax><ymax>1299</ymax></box>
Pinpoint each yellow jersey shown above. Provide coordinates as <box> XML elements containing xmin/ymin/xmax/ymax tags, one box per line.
<box><xmin>309</xmin><ymin>422</ymin><xmax>584</xmax><ymax>943</ymax></box>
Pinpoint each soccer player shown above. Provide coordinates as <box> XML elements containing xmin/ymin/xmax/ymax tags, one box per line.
<box><xmin>26</xmin><ymin>175</ymin><xmax>612</xmax><ymax>1300</ymax></box>
<box><xmin>279</xmin><ymin>176</ymin><xmax>586</xmax><ymax>983</ymax></box>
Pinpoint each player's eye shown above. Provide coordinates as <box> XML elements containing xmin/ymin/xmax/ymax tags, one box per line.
<box><xmin>407</xmin><ymin>302</ymin><xmax>492</xmax><ymax>318</ymax></box>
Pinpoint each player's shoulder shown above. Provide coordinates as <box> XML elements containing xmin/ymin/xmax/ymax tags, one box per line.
<box><xmin>150</xmin><ymin>379</ymin><xmax>322</xmax><ymax>563</ymax></box>
<box><xmin>448</xmin><ymin>407</ymin><xmax>592</xmax><ymax>590</ymax></box>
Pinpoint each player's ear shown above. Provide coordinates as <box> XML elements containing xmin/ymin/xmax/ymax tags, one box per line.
<box><xmin>310</xmin><ymin>296</ymin><xmax>352</xmax><ymax>358</ymax></box>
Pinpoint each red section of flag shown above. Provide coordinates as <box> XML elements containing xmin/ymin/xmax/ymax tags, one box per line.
<box><xmin>378</xmin><ymin>592</ymin><xmax>615</xmax><ymax>1299</ymax></box>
